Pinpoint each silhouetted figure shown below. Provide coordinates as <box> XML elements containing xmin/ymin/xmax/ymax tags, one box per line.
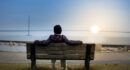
<box><xmin>34</xmin><ymin>25</ymin><xmax>82</xmax><ymax>70</ymax></box>
<box><xmin>34</xmin><ymin>25</ymin><xmax>82</xmax><ymax>45</ymax></box>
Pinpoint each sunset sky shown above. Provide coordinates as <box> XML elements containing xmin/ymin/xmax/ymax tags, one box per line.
<box><xmin>0</xmin><ymin>0</ymin><xmax>130</xmax><ymax>38</ymax></box>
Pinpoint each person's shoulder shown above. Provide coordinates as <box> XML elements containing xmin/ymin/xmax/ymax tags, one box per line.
<box><xmin>47</xmin><ymin>35</ymin><xmax>53</xmax><ymax>39</ymax></box>
<box><xmin>61</xmin><ymin>35</ymin><xmax>66</xmax><ymax>37</ymax></box>
<box><xmin>49</xmin><ymin>34</ymin><xmax>54</xmax><ymax>37</ymax></box>
<box><xmin>61</xmin><ymin>35</ymin><xmax>68</xmax><ymax>40</ymax></box>
<box><xmin>61</xmin><ymin>34</ymin><xmax>65</xmax><ymax>36</ymax></box>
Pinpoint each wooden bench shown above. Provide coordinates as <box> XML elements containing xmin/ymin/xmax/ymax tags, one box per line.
<box><xmin>26</xmin><ymin>43</ymin><xmax>95</xmax><ymax>70</ymax></box>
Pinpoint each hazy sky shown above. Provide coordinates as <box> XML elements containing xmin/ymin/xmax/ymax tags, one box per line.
<box><xmin>0</xmin><ymin>0</ymin><xmax>130</xmax><ymax>31</ymax></box>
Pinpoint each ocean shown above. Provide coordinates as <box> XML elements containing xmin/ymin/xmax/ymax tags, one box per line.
<box><xmin>0</xmin><ymin>30</ymin><xmax>130</xmax><ymax>52</ymax></box>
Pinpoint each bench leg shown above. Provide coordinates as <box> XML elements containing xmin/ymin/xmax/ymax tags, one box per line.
<box><xmin>85</xmin><ymin>59</ymin><xmax>90</xmax><ymax>70</ymax></box>
<box><xmin>61</xmin><ymin>60</ymin><xmax>67</xmax><ymax>70</ymax></box>
<box><xmin>51</xmin><ymin>60</ymin><xmax>56</xmax><ymax>70</ymax></box>
<box><xmin>31</xmin><ymin>44</ymin><xmax>36</xmax><ymax>70</ymax></box>
<box><xmin>85</xmin><ymin>44</ymin><xmax>91</xmax><ymax>70</ymax></box>
<box><xmin>31</xmin><ymin>58</ymin><xmax>36</xmax><ymax>70</ymax></box>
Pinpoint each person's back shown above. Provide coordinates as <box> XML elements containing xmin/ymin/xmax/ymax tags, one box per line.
<box><xmin>48</xmin><ymin>34</ymin><xmax>64</xmax><ymax>43</ymax></box>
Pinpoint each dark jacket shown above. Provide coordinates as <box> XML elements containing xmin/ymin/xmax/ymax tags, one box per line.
<box><xmin>34</xmin><ymin>34</ymin><xmax>82</xmax><ymax>46</ymax></box>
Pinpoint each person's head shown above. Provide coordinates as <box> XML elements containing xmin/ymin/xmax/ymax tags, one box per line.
<box><xmin>54</xmin><ymin>25</ymin><xmax>62</xmax><ymax>34</ymax></box>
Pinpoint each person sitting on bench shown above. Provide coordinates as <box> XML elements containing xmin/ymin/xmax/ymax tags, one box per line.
<box><xmin>34</xmin><ymin>25</ymin><xmax>83</xmax><ymax>70</ymax></box>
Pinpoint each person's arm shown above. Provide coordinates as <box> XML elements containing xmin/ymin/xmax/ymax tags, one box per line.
<box><xmin>34</xmin><ymin>35</ymin><xmax>51</xmax><ymax>46</ymax></box>
<box><xmin>69</xmin><ymin>40</ymin><xmax>83</xmax><ymax>45</ymax></box>
<box><xmin>63</xmin><ymin>35</ymin><xmax>83</xmax><ymax>45</ymax></box>
<box><xmin>62</xmin><ymin>35</ymin><xmax>69</xmax><ymax>43</ymax></box>
<box><xmin>44</xmin><ymin>35</ymin><xmax>51</xmax><ymax>44</ymax></box>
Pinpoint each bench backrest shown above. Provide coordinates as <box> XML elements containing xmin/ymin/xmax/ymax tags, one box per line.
<box><xmin>26</xmin><ymin>43</ymin><xmax>95</xmax><ymax>60</ymax></box>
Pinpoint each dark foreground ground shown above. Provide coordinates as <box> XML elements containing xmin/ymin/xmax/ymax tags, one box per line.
<box><xmin>0</xmin><ymin>52</ymin><xmax>130</xmax><ymax>64</ymax></box>
<box><xmin>0</xmin><ymin>64</ymin><xmax>130</xmax><ymax>70</ymax></box>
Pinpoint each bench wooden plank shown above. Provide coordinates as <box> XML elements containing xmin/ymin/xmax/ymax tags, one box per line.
<box><xmin>29</xmin><ymin>54</ymin><xmax>85</xmax><ymax>60</ymax></box>
<box><xmin>27</xmin><ymin>43</ymin><xmax>87</xmax><ymax>59</ymax></box>
<box><xmin>26</xmin><ymin>43</ymin><xmax>95</xmax><ymax>60</ymax></box>
<box><xmin>27</xmin><ymin>54</ymin><xmax>86</xmax><ymax>60</ymax></box>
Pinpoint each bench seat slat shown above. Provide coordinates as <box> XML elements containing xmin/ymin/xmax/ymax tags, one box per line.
<box><xmin>27</xmin><ymin>54</ymin><xmax>85</xmax><ymax>60</ymax></box>
<box><xmin>33</xmin><ymin>50</ymin><xmax>85</xmax><ymax>55</ymax></box>
<box><xmin>35</xmin><ymin>45</ymin><xmax>86</xmax><ymax>51</ymax></box>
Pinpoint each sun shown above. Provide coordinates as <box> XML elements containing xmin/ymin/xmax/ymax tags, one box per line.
<box><xmin>90</xmin><ymin>25</ymin><xmax>100</xmax><ymax>33</ymax></box>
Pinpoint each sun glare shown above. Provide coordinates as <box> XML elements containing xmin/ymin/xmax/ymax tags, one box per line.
<box><xmin>90</xmin><ymin>25</ymin><xmax>100</xmax><ymax>33</ymax></box>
